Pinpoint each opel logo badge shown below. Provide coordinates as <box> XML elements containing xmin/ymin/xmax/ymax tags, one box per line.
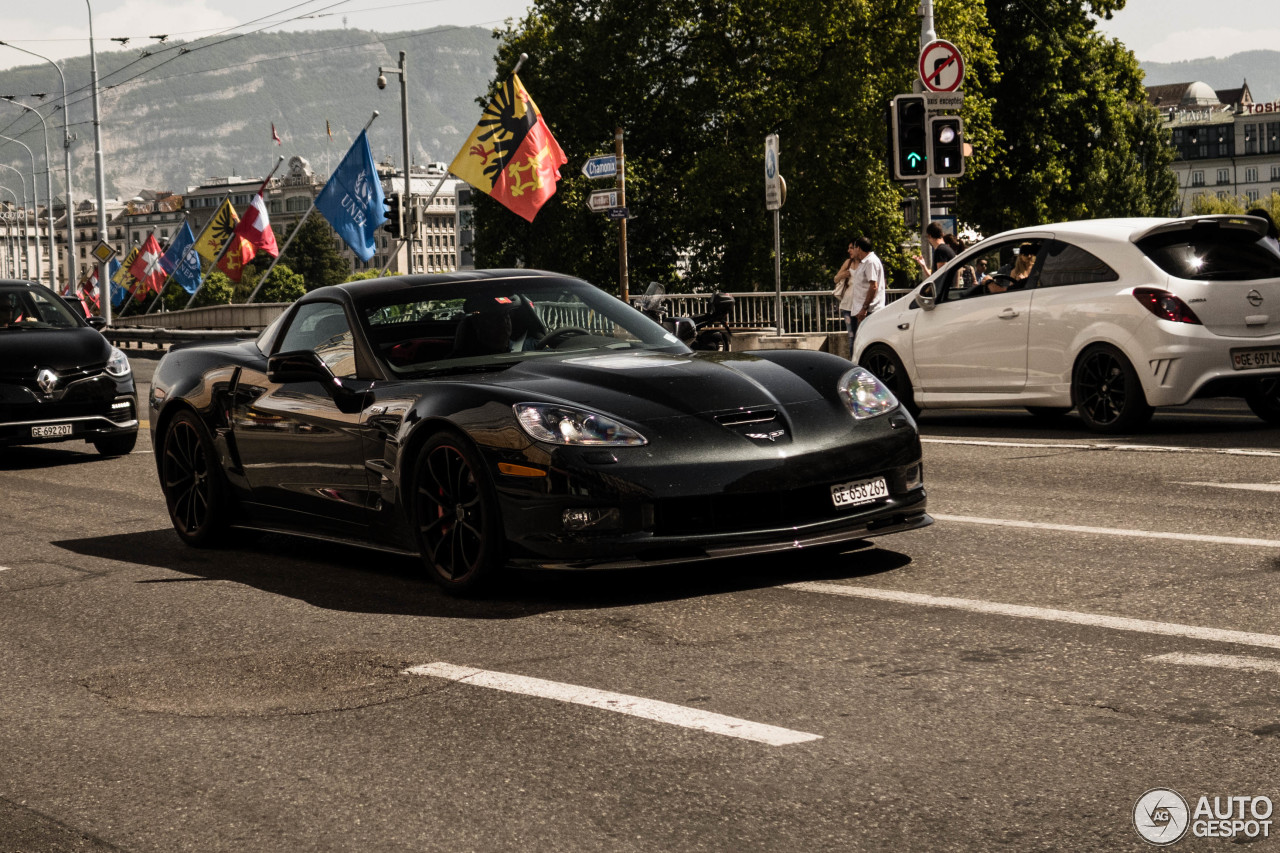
<box><xmin>36</xmin><ymin>368</ymin><xmax>59</xmax><ymax>395</ymax></box>
<box><xmin>1247</xmin><ymin>289</ymin><xmax>1264</xmax><ymax>307</ymax></box>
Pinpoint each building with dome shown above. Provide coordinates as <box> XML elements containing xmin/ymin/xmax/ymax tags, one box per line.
<box><xmin>1149</xmin><ymin>80</ymin><xmax>1280</xmax><ymax>212</ymax></box>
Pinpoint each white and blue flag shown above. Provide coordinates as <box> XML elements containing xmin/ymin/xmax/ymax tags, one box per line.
<box><xmin>315</xmin><ymin>129</ymin><xmax>386</xmax><ymax>262</ymax></box>
<box><xmin>160</xmin><ymin>222</ymin><xmax>203</xmax><ymax>294</ymax></box>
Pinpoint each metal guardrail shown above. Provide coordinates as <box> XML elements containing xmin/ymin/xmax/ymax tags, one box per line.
<box><xmin>636</xmin><ymin>289</ymin><xmax>913</xmax><ymax>334</ymax></box>
<box><xmin>106</xmin><ymin>327</ymin><xmax>258</xmax><ymax>348</ymax></box>
<box><xmin>105</xmin><ymin>289</ymin><xmax>915</xmax><ymax>350</ymax></box>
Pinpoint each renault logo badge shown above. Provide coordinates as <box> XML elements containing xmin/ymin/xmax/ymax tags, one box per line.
<box><xmin>36</xmin><ymin>368</ymin><xmax>59</xmax><ymax>395</ymax></box>
<box><xmin>1247</xmin><ymin>289</ymin><xmax>1264</xmax><ymax>307</ymax></box>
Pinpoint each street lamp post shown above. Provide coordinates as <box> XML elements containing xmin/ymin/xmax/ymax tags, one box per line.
<box><xmin>0</xmin><ymin>186</ymin><xmax>18</xmax><ymax>276</ymax></box>
<box><xmin>0</xmin><ymin>163</ymin><xmax>32</xmax><ymax>277</ymax></box>
<box><xmin>0</xmin><ymin>135</ymin><xmax>44</xmax><ymax>285</ymax></box>
<box><xmin>0</xmin><ymin>42</ymin><xmax>78</xmax><ymax>287</ymax></box>
<box><xmin>0</xmin><ymin>99</ymin><xmax>58</xmax><ymax>290</ymax></box>
<box><xmin>87</xmin><ymin>0</ymin><xmax>111</xmax><ymax>324</ymax></box>
<box><xmin>377</xmin><ymin>51</ymin><xmax>414</xmax><ymax>272</ymax></box>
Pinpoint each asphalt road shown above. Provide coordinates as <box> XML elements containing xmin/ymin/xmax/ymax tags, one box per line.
<box><xmin>1</xmin><ymin>353</ymin><xmax>1278</xmax><ymax>852</ymax></box>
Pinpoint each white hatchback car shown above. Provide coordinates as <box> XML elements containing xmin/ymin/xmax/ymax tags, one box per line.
<box><xmin>853</xmin><ymin>215</ymin><xmax>1280</xmax><ymax>433</ymax></box>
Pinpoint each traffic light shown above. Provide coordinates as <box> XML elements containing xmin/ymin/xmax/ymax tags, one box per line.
<box><xmin>930</xmin><ymin>116</ymin><xmax>965</xmax><ymax>177</ymax></box>
<box><xmin>891</xmin><ymin>94</ymin><xmax>928</xmax><ymax>180</ymax></box>
<box><xmin>384</xmin><ymin>193</ymin><xmax>402</xmax><ymax>239</ymax></box>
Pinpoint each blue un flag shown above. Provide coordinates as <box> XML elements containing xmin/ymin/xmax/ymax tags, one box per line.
<box><xmin>161</xmin><ymin>221</ymin><xmax>203</xmax><ymax>294</ymax></box>
<box><xmin>315</xmin><ymin>129</ymin><xmax>386</xmax><ymax>262</ymax></box>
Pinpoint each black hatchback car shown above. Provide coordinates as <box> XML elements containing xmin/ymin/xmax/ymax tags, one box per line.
<box><xmin>0</xmin><ymin>280</ymin><xmax>138</xmax><ymax>456</ymax></box>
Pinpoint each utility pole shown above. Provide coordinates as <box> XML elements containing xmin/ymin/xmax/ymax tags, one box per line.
<box><xmin>88</xmin><ymin>1</ymin><xmax>111</xmax><ymax>325</ymax></box>
<box><xmin>918</xmin><ymin>0</ymin><xmax>935</xmax><ymax>271</ymax></box>
<box><xmin>378</xmin><ymin>52</ymin><xmax>414</xmax><ymax>272</ymax></box>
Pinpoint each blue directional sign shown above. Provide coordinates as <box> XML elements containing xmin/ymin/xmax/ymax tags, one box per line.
<box><xmin>582</xmin><ymin>155</ymin><xmax>618</xmax><ymax>180</ymax></box>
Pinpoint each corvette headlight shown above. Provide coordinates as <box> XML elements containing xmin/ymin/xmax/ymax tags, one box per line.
<box><xmin>105</xmin><ymin>346</ymin><xmax>132</xmax><ymax>378</ymax></box>
<box><xmin>838</xmin><ymin>366</ymin><xmax>897</xmax><ymax>419</ymax></box>
<box><xmin>514</xmin><ymin>403</ymin><xmax>647</xmax><ymax>446</ymax></box>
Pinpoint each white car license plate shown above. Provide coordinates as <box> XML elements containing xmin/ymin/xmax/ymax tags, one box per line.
<box><xmin>1231</xmin><ymin>347</ymin><xmax>1280</xmax><ymax>370</ymax></box>
<box><xmin>831</xmin><ymin>476</ymin><xmax>889</xmax><ymax>508</ymax></box>
<box><xmin>31</xmin><ymin>423</ymin><xmax>73</xmax><ymax>438</ymax></box>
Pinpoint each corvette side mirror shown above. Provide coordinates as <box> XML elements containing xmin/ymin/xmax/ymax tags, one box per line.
<box><xmin>268</xmin><ymin>349</ymin><xmax>332</xmax><ymax>384</ymax></box>
<box><xmin>268</xmin><ymin>350</ymin><xmax>369</xmax><ymax>414</ymax></box>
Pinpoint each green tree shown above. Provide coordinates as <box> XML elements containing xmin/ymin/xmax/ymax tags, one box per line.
<box><xmin>959</xmin><ymin>0</ymin><xmax>1177</xmax><ymax>232</ymax></box>
<box><xmin>481</xmin><ymin>0</ymin><xmax>1174</xmax><ymax>291</ymax></box>
<box><xmin>279</xmin><ymin>211</ymin><xmax>352</xmax><ymax>291</ymax></box>
<box><xmin>1190</xmin><ymin>190</ymin><xmax>1280</xmax><ymax>219</ymax></box>
<box><xmin>480</xmin><ymin>0</ymin><xmax>996</xmax><ymax>292</ymax></box>
<box><xmin>193</xmin><ymin>271</ymin><xmax>235</xmax><ymax>307</ymax></box>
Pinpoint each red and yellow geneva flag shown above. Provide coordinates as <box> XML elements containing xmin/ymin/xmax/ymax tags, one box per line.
<box><xmin>448</xmin><ymin>73</ymin><xmax>567</xmax><ymax>223</ymax></box>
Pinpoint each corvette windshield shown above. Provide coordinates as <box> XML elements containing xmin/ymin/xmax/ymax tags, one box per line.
<box><xmin>359</xmin><ymin>277</ymin><xmax>689</xmax><ymax>376</ymax></box>
<box><xmin>0</xmin><ymin>287</ymin><xmax>83</xmax><ymax>330</ymax></box>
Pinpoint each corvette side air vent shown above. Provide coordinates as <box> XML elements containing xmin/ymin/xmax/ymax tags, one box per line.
<box><xmin>713</xmin><ymin>408</ymin><xmax>778</xmax><ymax>426</ymax></box>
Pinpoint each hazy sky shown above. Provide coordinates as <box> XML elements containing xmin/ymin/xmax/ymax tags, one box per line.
<box><xmin>2</xmin><ymin>0</ymin><xmax>1276</xmax><ymax>72</ymax></box>
<box><xmin>0</xmin><ymin>0</ymin><xmax>535</xmax><ymax>70</ymax></box>
<box><xmin>1093</xmin><ymin>0</ymin><xmax>1280</xmax><ymax>63</ymax></box>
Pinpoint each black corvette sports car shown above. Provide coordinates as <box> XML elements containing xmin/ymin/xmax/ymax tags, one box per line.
<box><xmin>149</xmin><ymin>270</ymin><xmax>930</xmax><ymax>591</ymax></box>
<box><xmin>0</xmin><ymin>280</ymin><xmax>138</xmax><ymax>456</ymax></box>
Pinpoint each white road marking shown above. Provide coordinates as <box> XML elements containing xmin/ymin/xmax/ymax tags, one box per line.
<box><xmin>784</xmin><ymin>583</ymin><xmax>1280</xmax><ymax>651</ymax></box>
<box><xmin>0</xmin><ymin>567</ymin><xmax>8</xmax><ymax>572</ymax></box>
<box><xmin>1148</xmin><ymin>652</ymin><xmax>1280</xmax><ymax>674</ymax></box>
<box><xmin>932</xmin><ymin>514</ymin><xmax>1280</xmax><ymax>549</ymax></box>
<box><xmin>922</xmin><ymin>437</ymin><xmax>1280</xmax><ymax>458</ymax></box>
<box><xmin>403</xmin><ymin>662</ymin><xmax>822</xmax><ymax>746</ymax></box>
<box><xmin>1177</xmin><ymin>482</ymin><xmax>1280</xmax><ymax>493</ymax></box>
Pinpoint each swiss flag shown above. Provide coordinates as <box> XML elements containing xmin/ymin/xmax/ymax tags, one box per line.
<box><xmin>233</xmin><ymin>193</ymin><xmax>279</xmax><ymax>258</ymax></box>
<box><xmin>130</xmin><ymin>233</ymin><xmax>168</xmax><ymax>294</ymax></box>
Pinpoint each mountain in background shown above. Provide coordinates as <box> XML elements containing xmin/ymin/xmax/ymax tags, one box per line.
<box><xmin>0</xmin><ymin>26</ymin><xmax>502</xmax><ymax>200</ymax></box>
<box><xmin>5</xmin><ymin>29</ymin><xmax>1278</xmax><ymax>206</ymax></box>
<box><xmin>1140</xmin><ymin>50</ymin><xmax>1280</xmax><ymax>104</ymax></box>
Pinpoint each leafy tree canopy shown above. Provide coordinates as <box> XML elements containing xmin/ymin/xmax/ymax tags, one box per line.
<box><xmin>280</xmin><ymin>212</ymin><xmax>354</xmax><ymax>291</ymax></box>
<box><xmin>478</xmin><ymin>0</ymin><xmax>1175</xmax><ymax>291</ymax></box>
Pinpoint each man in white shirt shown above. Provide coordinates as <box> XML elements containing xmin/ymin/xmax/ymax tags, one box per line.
<box><xmin>847</xmin><ymin>236</ymin><xmax>886</xmax><ymax>345</ymax></box>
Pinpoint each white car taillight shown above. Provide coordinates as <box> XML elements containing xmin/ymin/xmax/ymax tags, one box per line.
<box><xmin>1133</xmin><ymin>288</ymin><xmax>1202</xmax><ymax>324</ymax></box>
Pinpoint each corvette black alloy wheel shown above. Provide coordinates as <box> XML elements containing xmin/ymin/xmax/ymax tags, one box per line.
<box><xmin>414</xmin><ymin>432</ymin><xmax>504</xmax><ymax>593</ymax></box>
<box><xmin>161</xmin><ymin>411</ymin><xmax>228</xmax><ymax>546</ymax></box>
<box><xmin>1073</xmin><ymin>345</ymin><xmax>1152</xmax><ymax>433</ymax></box>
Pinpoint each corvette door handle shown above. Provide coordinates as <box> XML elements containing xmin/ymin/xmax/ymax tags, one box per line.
<box><xmin>998</xmin><ymin>308</ymin><xmax>1019</xmax><ymax>319</ymax></box>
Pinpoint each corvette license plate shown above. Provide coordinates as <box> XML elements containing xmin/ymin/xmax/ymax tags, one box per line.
<box><xmin>831</xmin><ymin>476</ymin><xmax>889</xmax><ymax>508</ymax></box>
<box><xmin>1231</xmin><ymin>347</ymin><xmax>1280</xmax><ymax>370</ymax></box>
<box><xmin>31</xmin><ymin>423</ymin><xmax>72</xmax><ymax>438</ymax></box>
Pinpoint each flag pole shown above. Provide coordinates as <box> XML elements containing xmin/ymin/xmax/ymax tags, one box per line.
<box><xmin>248</xmin><ymin>112</ymin><xmax>380</xmax><ymax>303</ymax></box>
<box><xmin>184</xmin><ymin>190</ymin><xmax>235</xmax><ymax>309</ymax></box>
<box><xmin>144</xmin><ymin>211</ymin><xmax>196</xmax><ymax>314</ymax></box>
<box><xmin>116</xmin><ymin>231</ymin><xmax>154</xmax><ymax>316</ymax></box>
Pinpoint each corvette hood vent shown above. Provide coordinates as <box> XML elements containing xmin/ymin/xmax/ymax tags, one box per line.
<box><xmin>712</xmin><ymin>408</ymin><xmax>791</xmax><ymax>444</ymax></box>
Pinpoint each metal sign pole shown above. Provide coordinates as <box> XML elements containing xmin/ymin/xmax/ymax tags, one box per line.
<box><xmin>615</xmin><ymin>126</ymin><xmax>628</xmax><ymax>303</ymax></box>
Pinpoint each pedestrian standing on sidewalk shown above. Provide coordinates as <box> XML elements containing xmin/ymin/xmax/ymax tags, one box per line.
<box><xmin>912</xmin><ymin>221</ymin><xmax>956</xmax><ymax>278</ymax></box>
<box><xmin>833</xmin><ymin>239</ymin><xmax>859</xmax><ymax>350</ymax></box>
<box><xmin>846</xmin><ymin>236</ymin><xmax>886</xmax><ymax>350</ymax></box>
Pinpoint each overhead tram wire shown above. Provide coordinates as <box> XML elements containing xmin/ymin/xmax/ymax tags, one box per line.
<box><xmin>3</xmin><ymin>0</ymin><xmax>505</xmax><ymax>120</ymax></box>
<box><xmin>1</xmin><ymin>16</ymin><xmax>501</xmax><ymax>145</ymax></box>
